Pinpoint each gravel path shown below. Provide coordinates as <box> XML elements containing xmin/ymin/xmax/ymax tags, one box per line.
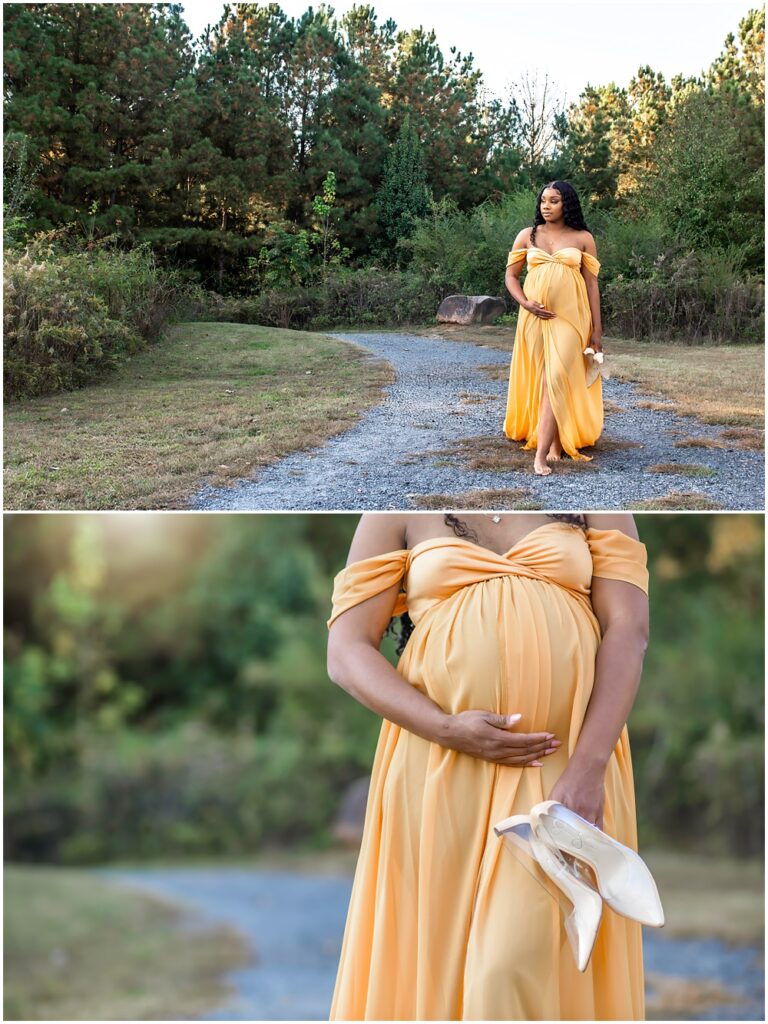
<box><xmin>192</xmin><ymin>331</ymin><xmax>764</xmax><ymax>511</ymax></box>
<box><xmin>97</xmin><ymin>866</ymin><xmax>764</xmax><ymax>1021</ymax></box>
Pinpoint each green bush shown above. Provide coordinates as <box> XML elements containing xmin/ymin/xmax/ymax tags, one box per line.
<box><xmin>4</xmin><ymin>233</ymin><xmax>210</xmax><ymax>399</ymax></box>
<box><xmin>406</xmin><ymin>191</ymin><xmax>538</xmax><ymax>298</ymax></box>
<box><xmin>602</xmin><ymin>249</ymin><xmax>765</xmax><ymax>343</ymax></box>
<box><xmin>201</xmin><ymin>267</ymin><xmax>441</xmax><ymax>330</ymax></box>
<box><xmin>4</xmin><ymin>724</ymin><xmax>351</xmax><ymax>863</ymax></box>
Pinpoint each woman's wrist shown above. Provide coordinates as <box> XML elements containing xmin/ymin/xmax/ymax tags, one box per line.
<box><xmin>567</xmin><ymin>746</ymin><xmax>611</xmax><ymax>777</ymax></box>
<box><xmin>434</xmin><ymin>710</ymin><xmax>456</xmax><ymax>747</ymax></box>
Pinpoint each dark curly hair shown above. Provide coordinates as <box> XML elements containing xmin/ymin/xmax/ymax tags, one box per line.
<box><xmin>387</xmin><ymin>514</ymin><xmax>587</xmax><ymax>655</ymax></box>
<box><xmin>530</xmin><ymin>180</ymin><xmax>590</xmax><ymax>248</ymax></box>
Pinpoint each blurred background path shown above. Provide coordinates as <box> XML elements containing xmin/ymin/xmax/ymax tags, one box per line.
<box><xmin>97</xmin><ymin>863</ymin><xmax>764</xmax><ymax>1022</ymax></box>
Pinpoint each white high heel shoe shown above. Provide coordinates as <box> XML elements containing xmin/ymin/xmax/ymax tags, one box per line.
<box><xmin>494</xmin><ymin>814</ymin><xmax>603</xmax><ymax>972</ymax></box>
<box><xmin>529</xmin><ymin>800</ymin><xmax>665</xmax><ymax>928</ymax></box>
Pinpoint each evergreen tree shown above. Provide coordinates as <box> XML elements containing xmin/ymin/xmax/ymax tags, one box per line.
<box><xmin>388</xmin><ymin>27</ymin><xmax>490</xmax><ymax>208</ymax></box>
<box><xmin>374</xmin><ymin>114</ymin><xmax>431</xmax><ymax>264</ymax></box>
<box><xmin>3</xmin><ymin>4</ymin><xmax>198</xmax><ymax>235</ymax></box>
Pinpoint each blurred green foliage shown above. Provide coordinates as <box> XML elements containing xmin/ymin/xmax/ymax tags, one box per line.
<box><xmin>4</xmin><ymin>514</ymin><xmax>763</xmax><ymax>862</ymax></box>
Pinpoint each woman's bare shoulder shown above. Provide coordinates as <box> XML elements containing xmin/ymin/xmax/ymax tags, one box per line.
<box><xmin>346</xmin><ymin>513</ymin><xmax>409</xmax><ymax>563</ymax></box>
<box><xmin>584</xmin><ymin>512</ymin><xmax>639</xmax><ymax>539</ymax></box>
<box><xmin>513</xmin><ymin>225</ymin><xmax>534</xmax><ymax>249</ymax></box>
<box><xmin>576</xmin><ymin>229</ymin><xmax>598</xmax><ymax>255</ymax></box>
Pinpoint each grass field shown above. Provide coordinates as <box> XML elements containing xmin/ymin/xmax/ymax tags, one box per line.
<box><xmin>642</xmin><ymin>848</ymin><xmax>764</xmax><ymax>945</ymax></box>
<box><xmin>4</xmin><ymin>323</ymin><xmax>393</xmax><ymax>510</ymax></box>
<box><xmin>3</xmin><ymin>864</ymin><xmax>249</xmax><ymax>1021</ymax></box>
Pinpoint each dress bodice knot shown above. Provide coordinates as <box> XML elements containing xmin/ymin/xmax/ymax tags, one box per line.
<box><xmin>328</xmin><ymin>525</ymin><xmax>647</xmax><ymax>628</ymax></box>
<box><xmin>506</xmin><ymin>246</ymin><xmax>601</xmax><ymax>276</ymax></box>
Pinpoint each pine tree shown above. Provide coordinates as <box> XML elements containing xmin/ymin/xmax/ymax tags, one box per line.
<box><xmin>374</xmin><ymin>114</ymin><xmax>431</xmax><ymax>264</ymax></box>
<box><xmin>3</xmin><ymin>4</ymin><xmax>199</xmax><ymax>235</ymax></box>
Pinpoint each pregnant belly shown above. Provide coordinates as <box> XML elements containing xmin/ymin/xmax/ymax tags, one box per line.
<box><xmin>524</xmin><ymin>266</ymin><xmax>583</xmax><ymax>313</ymax></box>
<box><xmin>400</xmin><ymin>576</ymin><xmax>597</xmax><ymax>737</ymax></box>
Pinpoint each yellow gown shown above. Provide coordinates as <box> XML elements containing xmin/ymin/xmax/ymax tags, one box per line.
<box><xmin>503</xmin><ymin>247</ymin><xmax>603</xmax><ymax>460</ymax></box>
<box><xmin>327</xmin><ymin>523</ymin><xmax>647</xmax><ymax>1021</ymax></box>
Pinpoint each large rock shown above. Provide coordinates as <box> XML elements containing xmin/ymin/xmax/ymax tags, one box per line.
<box><xmin>436</xmin><ymin>294</ymin><xmax>506</xmax><ymax>325</ymax></box>
<box><xmin>332</xmin><ymin>776</ymin><xmax>371</xmax><ymax>847</ymax></box>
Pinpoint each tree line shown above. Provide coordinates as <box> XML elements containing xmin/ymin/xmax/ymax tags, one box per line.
<box><xmin>4</xmin><ymin>3</ymin><xmax>764</xmax><ymax>289</ymax></box>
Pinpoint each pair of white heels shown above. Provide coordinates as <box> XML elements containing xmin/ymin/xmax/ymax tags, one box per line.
<box><xmin>494</xmin><ymin>800</ymin><xmax>664</xmax><ymax>972</ymax></box>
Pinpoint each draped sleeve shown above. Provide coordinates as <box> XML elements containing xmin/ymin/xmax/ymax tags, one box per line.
<box><xmin>586</xmin><ymin>528</ymin><xmax>649</xmax><ymax>594</ymax></box>
<box><xmin>581</xmin><ymin>251</ymin><xmax>601</xmax><ymax>277</ymax></box>
<box><xmin>506</xmin><ymin>247</ymin><xmax>528</xmax><ymax>268</ymax></box>
<box><xmin>327</xmin><ymin>550</ymin><xmax>409</xmax><ymax>628</ymax></box>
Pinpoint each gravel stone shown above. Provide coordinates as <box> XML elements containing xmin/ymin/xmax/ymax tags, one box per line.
<box><xmin>192</xmin><ymin>331</ymin><xmax>764</xmax><ymax>511</ymax></box>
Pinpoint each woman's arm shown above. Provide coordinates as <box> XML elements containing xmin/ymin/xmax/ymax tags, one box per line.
<box><xmin>580</xmin><ymin>231</ymin><xmax>603</xmax><ymax>351</ymax></box>
<box><xmin>327</xmin><ymin>513</ymin><xmax>560</xmax><ymax>767</ymax></box>
<box><xmin>548</xmin><ymin>513</ymin><xmax>649</xmax><ymax>828</ymax></box>
<box><xmin>505</xmin><ymin>227</ymin><xmax>556</xmax><ymax>320</ymax></box>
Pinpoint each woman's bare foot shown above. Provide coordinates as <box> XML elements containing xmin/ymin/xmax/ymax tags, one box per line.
<box><xmin>534</xmin><ymin>456</ymin><xmax>552</xmax><ymax>476</ymax></box>
<box><xmin>546</xmin><ymin>441</ymin><xmax>562</xmax><ymax>462</ymax></box>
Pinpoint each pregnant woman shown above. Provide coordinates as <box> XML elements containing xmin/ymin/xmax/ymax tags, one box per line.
<box><xmin>504</xmin><ymin>181</ymin><xmax>604</xmax><ymax>475</ymax></box>
<box><xmin>326</xmin><ymin>511</ymin><xmax>649</xmax><ymax>1021</ymax></box>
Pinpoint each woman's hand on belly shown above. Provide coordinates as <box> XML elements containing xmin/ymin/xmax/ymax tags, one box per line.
<box><xmin>523</xmin><ymin>299</ymin><xmax>556</xmax><ymax>319</ymax></box>
<box><xmin>547</xmin><ymin>760</ymin><xmax>606</xmax><ymax>829</ymax></box>
<box><xmin>438</xmin><ymin>710</ymin><xmax>561</xmax><ymax>766</ymax></box>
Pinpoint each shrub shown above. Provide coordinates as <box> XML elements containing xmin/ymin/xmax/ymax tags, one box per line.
<box><xmin>602</xmin><ymin>248</ymin><xmax>765</xmax><ymax>343</ymax></box>
<box><xmin>4</xmin><ymin>723</ymin><xmax>358</xmax><ymax>864</ymax></box>
<box><xmin>4</xmin><ymin>232</ymin><xmax>209</xmax><ymax>399</ymax></box>
<box><xmin>199</xmin><ymin>267</ymin><xmax>441</xmax><ymax>330</ymax></box>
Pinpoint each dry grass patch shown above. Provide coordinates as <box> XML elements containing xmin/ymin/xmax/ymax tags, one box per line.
<box><xmin>645</xmin><ymin>974</ymin><xmax>749</xmax><ymax>1020</ymax></box>
<box><xmin>408</xmin><ymin>323</ymin><xmax>516</xmax><ymax>352</ymax></box>
<box><xmin>412</xmin><ymin>487</ymin><xmax>541</xmax><ymax>510</ymax></box>
<box><xmin>673</xmin><ymin>437</ymin><xmax>726</xmax><ymax>450</ymax></box>
<box><xmin>433</xmin><ymin>434</ymin><xmax>597</xmax><ymax>474</ymax></box>
<box><xmin>605</xmin><ymin>338</ymin><xmax>764</xmax><ymax>428</ymax></box>
<box><xmin>602</xmin><ymin>398</ymin><xmax>625</xmax><ymax>415</ymax></box>
<box><xmin>630</xmin><ymin>491</ymin><xmax>722</xmax><ymax>510</ymax></box>
<box><xmin>646</xmin><ymin>463</ymin><xmax>716</xmax><ymax>478</ymax></box>
<box><xmin>642</xmin><ymin>848</ymin><xmax>763</xmax><ymax>945</ymax></box>
<box><xmin>719</xmin><ymin>426</ymin><xmax>764</xmax><ymax>450</ymax></box>
<box><xmin>478</xmin><ymin>363</ymin><xmax>509</xmax><ymax>382</ymax></box>
<box><xmin>584</xmin><ymin>437</ymin><xmax>643</xmax><ymax>453</ymax></box>
<box><xmin>4</xmin><ymin>323</ymin><xmax>394</xmax><ymax>510</ymax></box>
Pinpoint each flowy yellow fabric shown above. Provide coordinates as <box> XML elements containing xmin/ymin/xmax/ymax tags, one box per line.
<box><xmin>503</xmin><ymin>247</ymin><xmax>603</xmax><ymax>460</ymax></box>
<box><xmin>327</xmin><ymin>523</ymin><xmax>647</xmax><ymax>1021</ymax></box>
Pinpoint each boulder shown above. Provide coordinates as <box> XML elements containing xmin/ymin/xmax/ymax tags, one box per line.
<box><xmin>332</xmin><ymin>776</ymin><xmax>371</xmax><ymax>847</ymax></box>
<box><xmin>436</xmin><ymin>294</ymin><xmax>506</xmax><ymax>325</ymax></box>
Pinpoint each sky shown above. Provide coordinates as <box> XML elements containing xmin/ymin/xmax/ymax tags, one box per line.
<box><xmin>178</xmin><ymin>0</ymin><xmax>756</xmax><ymax>103</ymax></box>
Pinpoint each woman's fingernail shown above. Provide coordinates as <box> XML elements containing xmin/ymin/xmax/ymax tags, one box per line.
<box><xmin>551</xmin><ymin>739</ymin><xmax>562</xmax><ymax>746</ymax></box>
<box><xmin>507</xmin><ymin>714</ymin><xmax>522</xmax><ymax>723</ymax></box>
<box><xmin>531</xmin><ymin>760</ymin><xmax>543</xmax><ymax>767</ymax></box>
